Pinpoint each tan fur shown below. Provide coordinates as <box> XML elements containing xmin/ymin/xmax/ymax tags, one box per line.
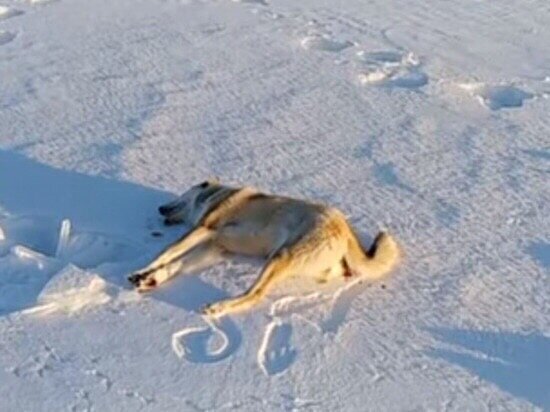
<box><xmin>129</xmin><ymin>182</ymin><xmax>400</xmax><ymax>317</ymax></box>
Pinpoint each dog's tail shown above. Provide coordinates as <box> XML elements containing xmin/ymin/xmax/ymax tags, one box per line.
<box><xmin>345</xmin><ymin>228</ymin><xmax>400</xmax><ymax>281</ymax></box>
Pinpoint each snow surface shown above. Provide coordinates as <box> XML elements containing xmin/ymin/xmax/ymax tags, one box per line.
<box><xmin>1</xmin><ymin>0</ymin><xmax>549</xmax><ymax>410</ymax></box>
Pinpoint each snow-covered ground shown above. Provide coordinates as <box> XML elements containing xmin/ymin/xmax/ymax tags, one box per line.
<box><xmin>1</xmin><ymin>0</ymin><xmax>549</xmax><ymax>410</ymax></box>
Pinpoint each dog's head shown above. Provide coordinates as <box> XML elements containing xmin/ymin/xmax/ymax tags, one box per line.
<box><xmin>159</xmin><ymin>179</ymin><xmax>228</xmax><ymax>225</ymax></box>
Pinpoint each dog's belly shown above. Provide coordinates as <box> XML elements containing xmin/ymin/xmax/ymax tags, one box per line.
<box><xmin>217</xmin><ymin>223</ymin><xmax>281</xmax><ymax>257</ymax></box>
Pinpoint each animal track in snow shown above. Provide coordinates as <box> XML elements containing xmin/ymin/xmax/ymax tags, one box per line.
<box><xmin>0</xmin><ymin>30</ymin><xmax>15</xmax><ymax>45</ymax></box>
<box><xmin>359</xmin><ymin>69</ymin><xmax>428</xmax><ymax>88</ymax></box>
<box><xmin>27</xmin><ymin>0</ymin><xmax>56</xmax><ymax>4</ymax></box>
<box><xmin>118</xmin><ymin>388</ymin><xmax>155</xmax><ymax>406</ymax></box>
<box><xmin>435</xmin><ymin>199</ymin><xmax>460</xmax><ymax>228</ymax></box>
<box><xmin>85</xmin><ymin>368</ymin><xmax>113</xmax><ymax>392</ymax></box>
<box><xmin>257</xmin><ymin>319</ymin><xmax>297</xmax><ymax>376</ymax></box>
<box><xmin>356</xmin><ymin>50</ymin><xmax>403</xmax><ymax>64</ymax></box>
<box><xmin>526</xmin><ymin>241</ymin><xmax>550</xmax><ymax>270</ymax></box>
<box><xmin>458</xmin><ymin>82</ymin><xmax>534</xmax><ymax>110</ymax></box>
<box><xmin>7</xmin><ymin>343</ymin><xmax>61</xmax><ymax>379</ymax></box>
<box><xmin>357</xmin><ymin>50</ymin><xmax>428</xmax><ymax>89</ymax></box>
<box><xmin>232</xmin><ymin>0</ymin><xmax>268</xmax><ymax>5</ymax></box>
<box><xmin>300</xmin><ymin>34</ymin><xmax>352</xmax><ymax>53</ymax></box>
<box><xmin>373</xmin><ymin>161</ymin><xmax>415</xmax><ymax>193</ymax></box>
<box><xmin>256</xmin><ymin>281</ymin><xmax>371</xmax><ymax>374</ymax></box>
<box><xmin>0</xmin><ymin>6</ymin><xmax>23</xmax><ymax>20</ymax></box>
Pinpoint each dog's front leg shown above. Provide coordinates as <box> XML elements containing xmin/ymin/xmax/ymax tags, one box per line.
<box><xmin>129</xmin><ymin>226</ymin><xmax>214</xmax><ymax>291</ymax></box>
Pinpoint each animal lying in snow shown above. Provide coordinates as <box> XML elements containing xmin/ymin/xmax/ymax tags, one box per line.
<box><xmin>129</xmin><ymin>180</ymin><xmax>400</xmax><ymax>317</ymax></box>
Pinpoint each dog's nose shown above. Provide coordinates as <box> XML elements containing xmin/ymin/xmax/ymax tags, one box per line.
<box><xmin>158</xmin><ymin>205</ymin><xmax>172</xmax><ymax>216</ymax></box>
<box><xmin>159</xmin><ymin>202</ymin><xmax>186</xmax><ymax>216</ymax></box>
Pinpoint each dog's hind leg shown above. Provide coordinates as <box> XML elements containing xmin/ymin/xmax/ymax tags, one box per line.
<box><xmin>202</xmin><ymin>247</ymin><xmax>292</xmax><ymax>317</ymax></box>
<box><xmin>129</xmin><ymin>226</ymin><xmax>214</xmax><ymax>291</ymax></box>
<box><xmin>203</xmin><ymin>221</ymin><xmax>347</xmax><ymax>317</ymax></box>
<box><xmin>202</xmin><ymin>225</ymin><xmax>345</xmax><ymax>317</ymax></box>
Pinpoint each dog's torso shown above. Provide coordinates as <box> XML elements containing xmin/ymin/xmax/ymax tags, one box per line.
<box><xmin>208</xmin><ymin>192</ymin><xmax>330</xmax><ymax>258</ymax></box>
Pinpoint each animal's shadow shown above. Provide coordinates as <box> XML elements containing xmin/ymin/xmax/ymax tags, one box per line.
<box><xmin>0</xmin><ymin>151</ymin><xmax>218</xmax><ymax>307</ymax></box>
<box><xmin>426</xmin><ymin>327</ymin><xmax>550</xmax><ymax>409</ymax></box>
<box><xmin>526</xmin><ymin>241</ymin><xmax>550</xmax><ymax>271</ymax></box>
<box><xmin>0</xmin><ymin>149</ymin><xmax>242</xmax><ymax>362</ymax></box>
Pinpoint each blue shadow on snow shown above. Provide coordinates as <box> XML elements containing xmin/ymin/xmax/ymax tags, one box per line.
<box><xmin>0</xmin><ymin>150</ymin><xmax>234</xmax><ymax>324</ymax></box>
<box><xmin>426</xmin><ymin>327</ymin><xmax>550</xmax><ymax>409</ymax></box>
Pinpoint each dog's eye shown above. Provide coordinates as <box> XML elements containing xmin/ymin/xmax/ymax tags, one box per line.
<box><xmin>198</xmin><ymin>181</ymin><xmax>209</xmax><ymax>189</ymax></box>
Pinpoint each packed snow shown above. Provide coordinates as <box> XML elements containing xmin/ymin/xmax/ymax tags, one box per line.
<box><xmin>0</xmin><ymin>0</ymin><xmax>549</xmax><ymax>410</ymax></box>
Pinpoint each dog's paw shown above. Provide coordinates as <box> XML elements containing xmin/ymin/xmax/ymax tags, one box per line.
<box><xmin>137</xmin><ymin>277</ymin><xmax>157</xmax><ymax>292</ymax></box>
<box><xmin>128</xmin><ymin>270</ymin><xmax>157</xmax><ymax>292</ymax></box>
<box><xmin>158</xmin><ymin>204</ymin><xmax>174</xmax><ymax>216</ymax></box>
<box><xmin>128</xmin><ymin>272</ymin><xmax>147</xmax><ymax>286</ymax></box>
<box><xmin>201</xmin><ymin>302</ymin><xmax>227</xmax><ymax>318</ymax></box>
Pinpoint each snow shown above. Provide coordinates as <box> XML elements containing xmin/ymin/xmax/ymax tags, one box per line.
<box><xmin>0</xmin><ymin>0</ymin><xmax>549</xmax><ymax>410</ymax></box>
<box><xmin>55</xmin><ymin>218</ymin><xmax>71</xmax><ymax>258</ymax></box>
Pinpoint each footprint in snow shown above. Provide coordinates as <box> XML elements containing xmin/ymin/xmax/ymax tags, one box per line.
<box><xmin>359</xmin><ymin>68</ymin><xmax>428</xmax><ymax>89</ymax></box>
<box><xmin>27</xmin><ymin>0</ymin><xmax>57</xmax><ymax>4</ymax></box>
<box><xmin>300</xmin><ymin>34</ymin><xmax>352</xmax><ymax>53</ymax></box>
<box><xmin>258</xmin><ymin>319</ymin><xmax>297</xmax><ymax>376</ymax></box>
<box><xmin>0</xmin><ymin>30</ymin><xmax>15</xmax><ymax>45</ymax></box>
<box><xmin>357</xmin><ymin>50</ymin><xmax>428</xmax><ymax>89</ymax></box>
<box><xmin>459</xmin><ymin>82</ymin><xmax>534</xmax><ymax>110</ymax></box>
<box><xmin>356</xmin><ymin>50</ymin><xmax>403</xmax><ymax>65</ymax></box>
<box><xmin>372</xmin><ymin>162</ymin><xmax>415</xmax><ymax>193</ymax></box>
<box><xmin>434</xmin><ymin>199</ymin><xmax>461</xmax><ymax>228</ymax></box>
<box><xmin>0</xmin><ymin>6</ymin><xmax>24</xmax><ymax>20</ymax></box>
<box><xmin>233</xmin><ymin>0</ymin><xmax>268</xmax><ymax>5</ymax></box>
<box><xmin>526</xmin><ymin>241</ymin><xmax>550</xmax><ymax>271</ymax></box>
<box><xmin>0</xmin><ymin>7</ymin><xmax>20</xmax><ymax>46</ymax></box>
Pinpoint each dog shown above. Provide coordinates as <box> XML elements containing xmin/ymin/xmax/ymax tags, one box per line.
<box><xmin>128</xmin><ymin>180</ymin><xmax>400</xmax><ymax>317</ymax></box>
